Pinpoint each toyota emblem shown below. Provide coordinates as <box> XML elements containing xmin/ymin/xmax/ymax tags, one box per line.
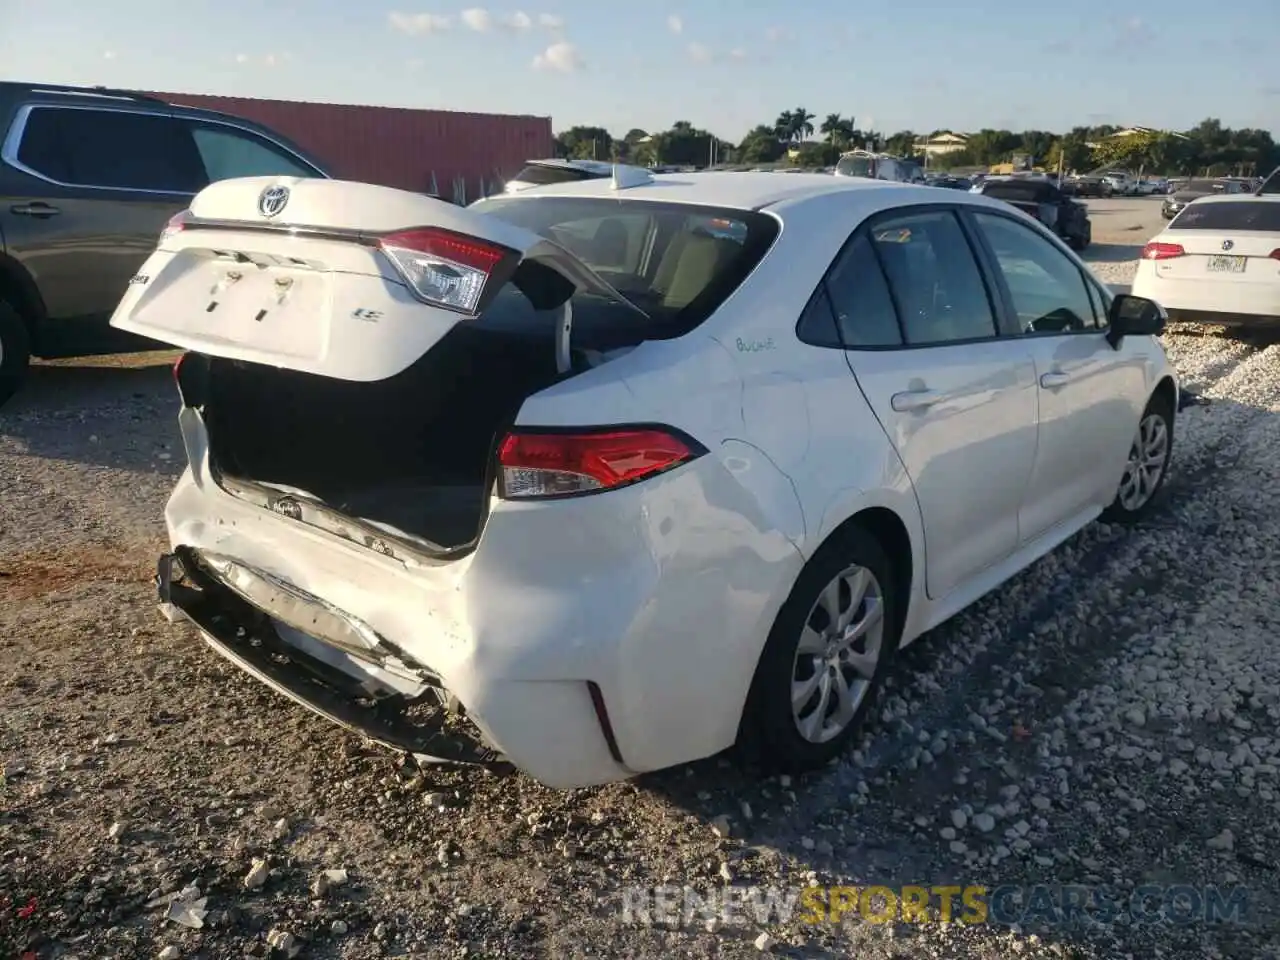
<box><xmin>271</xmin><ymin>497</ymin><xmax>302</xmax><ymax>520</ymax></box>
<box><xmin>258</xmin><ymin>185</ymin><xmax>290</xmax><ymax>218</ymax></box>
<box><xmin>1222</xmin><ymin>239</ymin><xmax>1234</xmax><ymax>251</ymax></box>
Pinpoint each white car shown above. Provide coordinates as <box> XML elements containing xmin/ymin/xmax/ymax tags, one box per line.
<box><xmin>503</xmin><ymin>158</ymin><xmax>617</xmax><ymax>194</ymax></box>
<box><xmin>1132</xmin><ymin>194</ymin><xmax>1280</xmax><ymax>327</ymax></box>
<box><xmin>1101</xmin><ymin>172</ymin><xmax>1139</xmax><ymax>196</ymax></box>
<box><xmin>110</xmin><ymin>170</ymin><xmax>1178</xmax><ymax>789</ymax></box>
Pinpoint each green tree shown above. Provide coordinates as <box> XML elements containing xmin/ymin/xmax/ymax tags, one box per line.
<box><xmin>820</xmin><ymin>113</ymin><xmax>854</xmax><ymax>147</ymax></box>
<box><xmin>738</xmin><ymin>125</ymin><xmax>786</xmax><ymax>164</ymax></box>
<box><xmin>790</xmin><ymin>141</ymin><xmax>838</xmax><ymax>167</ymax></box>
<box><xmin>884</xmin><ymin>130</ymin><xmax>918</xmax><ymax>157</ymax></box>
<box><xmin>555</xmin><ymin>126</ymin><xmax>613</xmax><ymax>161</ymax></box>
<box><xmin>774</xmin><ymin>107</ymin><xmax>815</xmax><ymax>143</ymax></box>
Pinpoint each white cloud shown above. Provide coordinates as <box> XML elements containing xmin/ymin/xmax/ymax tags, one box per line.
<box><xmin>461</xmin><ymin>7</ymin><xmax>494</xmax><ymax>30</ymax></box>
<box><xmin>102</xmin><ymin>50</ymin><xmax>116</xmax><ymax>60</ymax></box>
<box><xmin>235</xmin><ymin>53</ymin><xmax>249</xmax><ymax>63</ymax></box>
<box><xmin>764</xmin><ymin>25</ymin><xmax>789</xmax><ymax>43</ymax></box>
<box><xmin>503</xmin><ymin>10</ymin><xmax>532</xmax><ymax>29</ymax></box>
<box><xmin>388</xmin><ymin>11</ymin><xmax>452</xmax><ymax>34</ymax></box>
<box><xmin>667</xmin><ymin>14</ymin><xmax>683</xmax><ymax>34</ymax></box>
<box><xmin>728</xmin><ymin>46</ymin><xmax>747</xmax><ymax>60</ymax></box>
<box><xmin>264</xmin><ymin>53</ymin><xmax>278</xmax><ymax>67</ymax></box>
<box><xmin>537</xmin><ymin>12</ymin><xmax>563</xmax><ymax>28</ymax></box>
<box><xmin>532</xmin><ymin>40</ymin><xmax>582</xmax><ymax>72</ymax></box>
<box><xmin>406</xmin><ymin>58</ymin><xmax>425</xmax><ymax>71</ymax></box>
<box><xmin>687</xmin><ymin>41</ymin><xmax>712</xmax><ymax>63</ymax></box>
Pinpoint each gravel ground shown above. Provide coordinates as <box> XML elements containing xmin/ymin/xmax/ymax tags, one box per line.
<box><xmin>3</xmin><ymin>241</ymin><xmax>1279</xmax><ymax>960</ymax></box>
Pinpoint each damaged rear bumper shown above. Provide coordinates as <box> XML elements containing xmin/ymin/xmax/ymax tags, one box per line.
<box><xmin>156</xmin><ymin>548</ymin><xmax>511</xmax><ymax>771</ymax></box>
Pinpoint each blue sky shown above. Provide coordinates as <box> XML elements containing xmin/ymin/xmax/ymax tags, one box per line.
<box><xmin>1</xmin><ymin>0</ymin><xmax>1277</xmax><ymax>141</ymax></box>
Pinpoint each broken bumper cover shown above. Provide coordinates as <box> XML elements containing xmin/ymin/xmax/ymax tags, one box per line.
<box><xmin>156</xmin><ymin>549</ymin><xmax>511</xmax><ymax>771</ymax></box>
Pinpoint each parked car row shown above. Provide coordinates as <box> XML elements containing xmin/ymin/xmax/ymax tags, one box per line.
<box><xmin>969</xmin><ymin>176</ymin><xmax>1091</xmax><ymax>249</ymax></box>
<box><xmin>1162</xmin><ymin>177</ymin><xmax>1250</xmax><ymax>219</ymax></box>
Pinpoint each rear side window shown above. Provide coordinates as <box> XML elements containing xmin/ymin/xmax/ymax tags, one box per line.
<box><xmin>474</xmin><ymin>195</ymin><xmax>779</xmax><ymax>336</ymax></box>
<box><xmin>510</xmin><ymin>164</ymin><xmax>607</xmax><ymax>187</ymax></box>
<box><xmin>187</xmin><ymin>122</ymin><xmax>320</xmax><ymax>182</ymax></box>
<box><xmin>1171</xmin><ymin>201</ymin><xmax>1280</xmax><ymax>231</ymax></box>
<box><xmin>823</xmin><ymin>233</ymin><xmax>903</xmax><ymax>347</ymax></box>
<box><xmin>14</xmin><ymin>106</ymin><xmax>204</xmax><ymax>192</ymax></box>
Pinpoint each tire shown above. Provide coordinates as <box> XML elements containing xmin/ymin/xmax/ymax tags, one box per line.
<box><xmin>737</xmin><ymin>526</ymin><xmax>901</xmax><ymax>774</ymax></box>
<box><xmin>0</xmin><ymin>299</ymin><xmax>32</xmax><ymax>409</ymax></box>
<box><xmin>1101</xmin><ymin>394</ymin><xmax>1174</xmax><ymax>524</ymax></box>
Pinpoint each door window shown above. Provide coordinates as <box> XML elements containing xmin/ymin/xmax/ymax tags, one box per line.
<box><xmin>14</xmin><ymin>107</ymin><xmax>205</xmax><ymax>193</ymax></box>
<box><xmin>869</xmin><ymin>210</ymin><xmax>998</xmax><ymax>345</ymax></box>
<box><xmin>186</xmin><ymin>122</ymin><xmax>320</xmax><ymax>183</ymax></box>
<box><xmin>971</xmin><ymin>211</ymin><xmax>1098</xmax><ymax>334</ymax></box>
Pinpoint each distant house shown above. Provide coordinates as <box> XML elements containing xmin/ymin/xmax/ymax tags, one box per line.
<box><xmin>913</xmin><ymin>132</ymin><xmax>969</xmax><ymax>159</ymax></box>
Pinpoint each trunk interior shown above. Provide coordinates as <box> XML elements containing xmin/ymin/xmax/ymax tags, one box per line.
<box><xmin>203</xmin><ymin>290</ymin><xmax>646</xmax><ymax>554</ymax></box>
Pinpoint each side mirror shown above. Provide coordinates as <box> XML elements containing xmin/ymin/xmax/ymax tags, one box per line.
<box><xmin>1106</xmin><ymin>294</ymin><xmax>1167</xmax><ymax>348</ymax></box>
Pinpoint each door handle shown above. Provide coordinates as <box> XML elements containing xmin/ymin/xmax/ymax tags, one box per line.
<box><xmin>1040</xmin><ymin>372</ymin><xmax>1072</xmax><ymax>389</ymax></box>
<box><xmin>891</xmin><ymin>389</ymin><xmax>942</xmax><ymax>412</ymax></box>
<box><xmin>10</xmin><ymin>202</ymin><xmax>60</xmax><ymax>218</ymax></box>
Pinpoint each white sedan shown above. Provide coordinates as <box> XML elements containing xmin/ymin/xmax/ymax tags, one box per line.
<box><xmin>110</xmin><ymin>168</ymin><xmax>1178</xmax><ymax>788</ymax></box>
<box><xmin>1132</xmin><ymin>194</ymin><xmax>1280</xmax><ymax>327</ymax></box>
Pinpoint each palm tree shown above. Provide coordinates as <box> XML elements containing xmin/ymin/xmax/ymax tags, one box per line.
<box><xmin>792</xmin><ymin>106</ymin><xmax>815</xmax><ymax>142</ymax></box>
<box><xmin>821</xmin><ymin>113</ymin><xmax>845</xmax><ymax>145</ymax></box>
<box><xmin>773</xmin><ymin>110</ymin><xmax>796</xmax><ymax>143</ymax></box>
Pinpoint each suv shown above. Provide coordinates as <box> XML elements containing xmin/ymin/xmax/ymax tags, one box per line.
<box><xmin>0</xmin><ymin>82</ymin><xmax>328</xmax><ymax>407</ymax></box>
<box><xmin>833</xmin><ymin>151</ymin><xmax>925</xmax><ymax>184</ymax></box>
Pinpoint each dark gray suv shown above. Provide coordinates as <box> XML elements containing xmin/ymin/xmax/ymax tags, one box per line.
<box><xmin>0</xmin><ymin>82</ymin><xmax>329</xmax><ymax>407</ymax></box>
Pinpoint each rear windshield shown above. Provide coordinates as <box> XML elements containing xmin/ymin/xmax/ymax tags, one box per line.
<box><xmin>1170</xmin><ymin>200</ymin><xmax>1280</xmax><ymax>231</ymax></box>
<box><xmin>510</xmin><ymin>164</ymin><xmax>608</xmax><ymax>186</ymax></box>
<box><xmin>475</xmin><ymin>195</ymin><xmax>779</xmax><ymax>337</ymax></box>
<box><xmin>836</xmin><ymin>157</ymin><xmax>874</xmax><ymax>178</ymax></box>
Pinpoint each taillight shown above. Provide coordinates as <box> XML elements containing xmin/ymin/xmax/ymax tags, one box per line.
<box><xmin>497</xmin><ymin>427</ymin><xmax>702</xmax><ymax>499</ymax></box>
<box><xmin>1141</xmin><ymin>242</ymin><xmax>1185</xmax><ymax>260</ymax></box>
<box><xmin>172</xmin><ymin>352</ymin><xmax>187</xmax><ymax>383</ymax></box>
<box><xmin>160</xmin><ymin>209</ymin><xmax>191</xmax><ymax>242</ymax></box>
<box><xmin>378</xmin><ymin>227</ymin><xmax>516</xmax><ymax>315</ymax></box>
<box><xmin>1269</xmin><ymin>249</ymin><xmax>1280</xmax><ymax>260</ymax></box>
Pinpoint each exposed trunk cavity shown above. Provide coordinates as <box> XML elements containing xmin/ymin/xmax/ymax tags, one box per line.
<box><xmin>203</xmin><ymin>314</ymin><xmax>587</xmax><ymax>556</ymax></box>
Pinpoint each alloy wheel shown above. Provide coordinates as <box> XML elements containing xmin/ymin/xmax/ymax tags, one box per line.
<box><xmin>1118</xmin><ymin>412</ymin><xmax>1170</xmax><ymax>511</ymax></box>
<box><xmin>791</xmin><ymin>563</ymin><xmax>885</xmax><ymax>744</ymax></box>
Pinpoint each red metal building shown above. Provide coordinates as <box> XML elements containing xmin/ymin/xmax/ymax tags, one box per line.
<box><xmin>153</xmin><ymin>91</ymin><xmax>553</xmax><ymax>198</ymax></box>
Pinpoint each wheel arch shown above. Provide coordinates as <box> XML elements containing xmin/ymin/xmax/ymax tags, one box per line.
<box><xmin>815</xmin><ymin>506</ymin><xmax>914</xmax><ymax>641</ymax></box>
<box><xmin>0</xmin><ymin>252</ymin><xmax>46</xmax><ymax>335</ymax></box>
<box><xmin>733</xmin><ymin>502</ymin><xmax>917</xmax><ymax>764</ymax></box>
<box><xmin>1151</xmin><ymin>374</ymin><xmax>1177</xmax><ymax>417</ymax></box>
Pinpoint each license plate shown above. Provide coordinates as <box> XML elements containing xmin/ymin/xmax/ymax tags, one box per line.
<box><xmin>1207</xmin><ymin>255</ymin><xmax>1246</xmax><ymax>274</ymax></box>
